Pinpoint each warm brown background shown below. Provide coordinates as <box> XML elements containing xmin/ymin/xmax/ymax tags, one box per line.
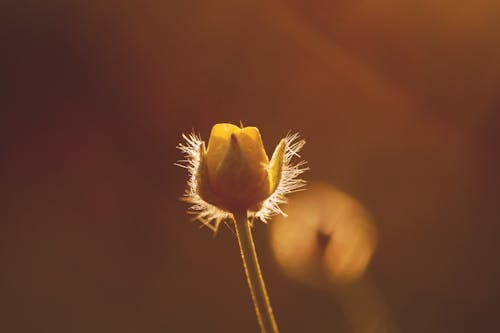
<box><xmin>2</xmin><ymin>0</ymin><xmax>500</xmax><ymax>332</ymax></box>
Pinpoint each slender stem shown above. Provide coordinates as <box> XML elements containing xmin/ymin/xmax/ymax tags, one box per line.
<box><xmin>233</xmin><ymin>210</ymin><xmax>279</xmax><ymax>333</ymax></box>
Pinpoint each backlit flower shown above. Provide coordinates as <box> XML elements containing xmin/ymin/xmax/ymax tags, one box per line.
<box><xmin>177</xmin><ymin>123</ymin><xmax>307</xmax><ymax>232</ymax></box>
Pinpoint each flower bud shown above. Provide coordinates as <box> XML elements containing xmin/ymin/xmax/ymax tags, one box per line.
<box><xmin>177</xmin><ymin>122</ymin><xmax>307</xmax><ymax>231</ymax></box>
<box><xmin>198</xmin><ymin>123</ymin><xmax>275</xmax><ymax>212</ymax></box>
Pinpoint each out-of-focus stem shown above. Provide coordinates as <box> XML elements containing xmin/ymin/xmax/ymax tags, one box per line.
<box><xmin>233</xmin><ymin>210</ymin><xmax>279</xmax><ymax>333</ymax></box>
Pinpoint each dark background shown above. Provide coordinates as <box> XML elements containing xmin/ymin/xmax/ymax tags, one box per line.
<box><xmin>2</xmin><ymin>0</ymin><xmax>499</xmax><ymax>332</ymax></box>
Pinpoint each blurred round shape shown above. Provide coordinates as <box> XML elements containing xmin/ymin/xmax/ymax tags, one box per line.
<box><xmin>270</xmin><ymin>182</ymin><xmax>377</xmax><ymax>287</ymax></box>
<box><xmin>323</xmin><ymin>206</ymin><xmax>377</xmax><ymax>284</ymax></box>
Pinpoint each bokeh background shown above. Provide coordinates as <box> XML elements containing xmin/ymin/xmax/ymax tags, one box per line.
<box><xmin>2</xmin><ymin>0</ymin><xmax>500</xmax><ymax>332</ymax></box>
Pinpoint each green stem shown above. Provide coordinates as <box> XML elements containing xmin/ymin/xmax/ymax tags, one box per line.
<box><xmin>233</xmin><ymin>210</ymin><xmax>280</xmax><ymax>333</ymax></box>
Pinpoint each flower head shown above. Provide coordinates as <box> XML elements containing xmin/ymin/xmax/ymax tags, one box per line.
<box><xmin>177</xmin><ymin>123</ymin><xmax>307</xmax><ymax>232</ymax></box>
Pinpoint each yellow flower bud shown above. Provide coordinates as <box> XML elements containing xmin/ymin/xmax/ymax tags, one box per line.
<box><xmin>198</xmin><ymin>123</ymin><xmax>272</xmax><ymax>212</ymax></box>
<box><xmin>177</xmin><ymin>123</ymin><xmax>307</xmax><ymax>232</ymax></box>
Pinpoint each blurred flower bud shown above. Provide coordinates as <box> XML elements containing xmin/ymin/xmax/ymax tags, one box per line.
<box><xmin>270</xmin><ymin>182</ymin><xmax>377</xmax><ymax>287</ymax></box>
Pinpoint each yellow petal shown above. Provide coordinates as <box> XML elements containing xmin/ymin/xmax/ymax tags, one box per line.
<box><xmin>234</xmin><ymin>126</ymin><xmax>270</xmax><ymax>189</ymax></box>
<box><xmin>205</xmin><ymin>123</ymin><xmax>241</xmax><ymax>182</ymax></box>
